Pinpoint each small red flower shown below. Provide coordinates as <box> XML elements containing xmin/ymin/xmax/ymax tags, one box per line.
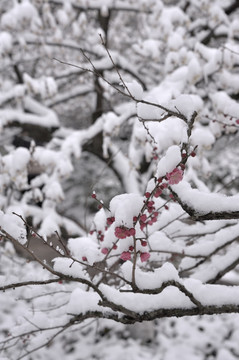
<box><xmin>120</xmin><ymin>251</ymin><xmax>131</xmax><ymax>261</ymax></box>
<box><xmin>151</xmin><ymin>216</ymin><xmax>157</xmax><ymax>223</ymax></box>
<box><xmin>128</xmin><ymin>228</ymin><xmax>136</xmax><ymax>236</ymax></box>
<box><xmin>140</xmin><ymin>252</ymin><xmax>150</xmax><ymax>262</ymax></box>
<box><xmin>140</xmin><ymin>223</ymin><xmax>146</xmax><ymax>231</ymax></box>
<box><xmin>115</xmin><ymin>226</ymin><xmax>135</xmax><ymax>238</ymax></box>
<box><xmin>99</xmin><ymin>235</ymin><xmax>104</xmax><ymax>242</ymax></box>
<box><xmin>166</xmin><ymin>168</ymin><xmax>183</xmax><ymax>185</ymax></box>
<box><xmin>115</xmin><ymin>226</ymin><xmax>127</xmax><ymax>239</ymax></box>
<box><xmin>101</xmin><ymin>248</ymin><xmax>108</xmax><ymax>255</ymax></box>
<box><xmin>140</xmin><ymin>214</ymin><xmax>147</xmax><ymax>222</ymax></box>
<box><xmin>82</xmin><ymin>256</ymin><xmax>88</xmax><ymax>261</ymax></box>
<box><xmin>154</xmin><ymin>188</ymin><xmax>162</xmax><ymax>198</ymax></box>
<box><xmin>141</xmin><ymin>240</ymin><xmax>147</xmax><ymax>247</ymax></box>
<box><xmin>107</xmin><ymin>216</ymin><xmax>115</xmax><ymax>225</ymax></box>
<box><xmin>145</xmin><ymin>192</ymin><xmax>151</xmax><ymax>198</ymax></box>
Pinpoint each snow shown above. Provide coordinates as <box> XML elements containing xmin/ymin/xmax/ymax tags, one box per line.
<box><xmin>192</xmin><ymin>243</ymin><xmax>239</xmax><ymax>283</ymax></box>
<box><xmin>53</xmin><ymin>257</ymin><xmax>89</xmax><ymax>280</ymax></box>
<box><xmin>0</xmin><ymin>211</ymin><xmax>27</xmax><ymax>245</ymax></box>
<box><xmin>100</xmin><ymin>284</ymin><xmax>193</xmax><ymax>313</ymax></box>
<box><xmin>210</xmin><ymin>91</ymin><xmax>239</xmax><ymax>119</ymax></box>
<box><xmin>24</xmin><ymin>73</ymin><xmax>58</xmax><ymax>99</ymax></box>
<box><xmin>0</xmin><ymin>85</ymin><xmax>25</xmax><ymax>107</ymax></box>
<box><xmin>133</xmin><ymin>39</ymin><xmax>161</xmax><ymax>59</ymax></box>
<box><xmin>121</xmin><ymin>262</ymin><xmax>180</xmax><ymax>290</ymax></box>
<box><xmin>110</xmin><ymin>145</ymin><xmax>140</xmax><ymax>193</ymax></box>
<box><xmin>39</xmin><ymin>209</ymin><xmax>61</xmax><ymax>236</ymax></box>
<box><xmin>43</xmin><ymin>181</ymin><xmax>64</xmax><ymax>202</ymax></box>
<box><xmin>2</xmin><ymin>147</ymin><xmax>30</xmax><ymax>176</ymax></box>
<box><xmin>33</xmin><ymin>148</ymin><xmax>69</xmax><ymax>175</ymax></box>
<box><xmin>172</xmin><ymin>180</ymin><xmax>239</xmax><ymax>215</ymax></box>
<box><xmin>2</xmin><ymin>1</ymin><xmax>239</xmax><ymax>358</ymax></box>
<box><xmin>157</xmin><ymin>145</ymin><xmax>181</xmax><ymax>178</ymax></box>
<box><xmin>56</xmin><ymin>9</ymin><xmax>69</xmax><ymax>26</ymax></box>
<box><xmin>110</xmin><ymin>193</ymin><xmax>144</xmax><ymax>228</ymax></box>
<box><xmin>219</xmin><ymin>69</ymin><xmax>239</xmax><ymax>93</ymax></box>
<box><xmin>1</xmin><ymin>0</ymin><xmax>39</xmax><ymax>30</ymax></box>
<box><xmin>68</xmin><ymin>237</ymin><xmax>102</xmax><ymax>265</ymax></box>
<box><xmin>166</xmin><ymin>94</ymin><xmax>203</xmax><ymax>121</ymax></box>
<box><xmin>0</xmin><ymin>31</ymin><xmax>12</xmax><ymax>56</ymax></box>
<box><xmin>168</xmin><ymin>33</ymin><xmax>184</xmax><ymax>51</ymax></box>
<box><xmin>124</xmin><ymin>80</ymin><xmax>144</xmax><ymax>100</ymax></box>
<box><xmin>184</xmin><ymin>278</ymin><xmax>239</xmax><ymax>306</ymax></box>
<box><xmin>187</xmin><ymin>57</ymin><xmax>202</xmax><ymax>84</ymax></box>
<box><xmin>190</xmin><ymin>127</ymin><xmax>215</xmax><ymax>148</ymax></box>
<box><xmin>0</xmin><ymin>97</ymin><xmax>59</xmax><ymax>128</ymax></box>
<box><xmin>67</xmin><ymin>288</ymin><xmax>102</xmax><ymax>314</ymax></box>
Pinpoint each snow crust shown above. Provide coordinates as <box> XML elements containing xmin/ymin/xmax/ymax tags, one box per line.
<box><xmin>0</xmin><ymin>211</ymin><xmax>27</xmax><ymax>245</ymax></box>
<box><xmin>124</xmin><ymin>80</ymin><xmax>144</xmax><ymax>100</ymax></box>
<box><xmin>184</xmin><ymin>279</ymin><xmax>239</xmax><ymax>306</ymax></box>
<box><xmin>53</xmin><ymin>257</ymin><xmax>89</xmax><ymax>280</ymax></box>
<box><xmin>100</xmin><ymin>284</ymin><xmax>193</xmax><ymax>312</ymax></box>
<box><xmin>109</xmin><ymin>193</ymin><xmax>144</xmax><ymax>227</ymax></box>
<box><xmin>0</xmin><ymin>31</ymin><xmax>12</xmax><ymax>55</ymax></box>
<box><xmin>172</xmin><ymin>181</ymin><xmax>239</xmax><ymax>214</ymax></box>
<box><xmin>67</xmin><ymin>288</ymin><xmax>102</xmax><ymax>314</ymax></box>
<box><xmin>68</xmin><ymin>237</ymin><xmax>102</xmax><ymax>265</ymax></box>
<box><xmin>157</xmin><ymin>145</ymin><xmax>181</xmax><ymax>178</ymax></box>
<box><xmin>166</xmin><ymin>94</ymin><xmax>203</xmax><ymax>121</ymax></box>
<box><xmin>121</xmin><ymin>262</ymin><xmax>180</xmax><ymax>290</ymax></box>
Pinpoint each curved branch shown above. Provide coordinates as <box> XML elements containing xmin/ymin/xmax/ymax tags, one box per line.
<box><xmin>0</xmin><ymin>227</ymin><xmax>105</xmax><ymax>301</ymax></box>
<box><xmin>171</xmin><ymin>183</ymin><xmax>239</xmax><ymax>221</ymax></box>
<box><xmin>0</xmin><ymin>279</ymin><xmax>60</xmax><ymax>292</ymax></box>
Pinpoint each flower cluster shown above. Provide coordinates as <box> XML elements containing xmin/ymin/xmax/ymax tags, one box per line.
<box><xmin>114</xmin><ymin>226</ymin><xmax>136</xmax><ymax>239</ymax></box>
<box><xmin>166</xmin><ymin>167</ymin><xmax>184</xmax><ymax>185</ymax></box>
<box><xmin>119</xmin><ymin>249</ymin><xmax>150</xmax><ymax>262</ymax></box>
<box><xmin>137</xmin><ymin>212</ymin><xmax>159</xmax><ymax>230</ymax></box>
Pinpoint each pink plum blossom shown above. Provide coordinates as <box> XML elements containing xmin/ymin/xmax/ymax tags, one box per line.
<box><xmin>166</xmin><ymin>168</ymin><xmax>183</xmax><ymax>185</ymax></box>
<box><xmin>120</xmin><ymin>251</ymin><xmax>131</xmax><ymax>261</ymax></box>
<box><xmin>101</xmin><ymin>247</ymin><xmax>109</xmax><ymax>255</ymax></box>
<box><xmin>140</xmin><ymin>252</ymin><xmax>150</xmax><ymax>262</ymax></box>
<box><xmin>115</xmin><ymin>226</ymin><xmax>128</xmax><ymax>239</ymax></box>
<box><xmin>115</xmin><ymin>226</ymin><xmax>135</xmax><ymax>239</ymax></box>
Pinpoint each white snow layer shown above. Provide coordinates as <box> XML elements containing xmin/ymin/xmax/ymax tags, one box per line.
<box><xmin>121</xmin><ymin>262</ymin><xmax>180</xmax><ymax>290</ymax></box>
<box><xmin>109</xmin><ymin>193</ymin><xmax>144</xmax><ymax>227</ymax></box>
<box><xmin>157</xmin><ymin>145</ymin><xmax>181</xmax><ymax>178</ymax></box>
<box><xmin>67</xmin><ymin>288</ymin><xmax>102</xmax><ymax>315</ymax></box>
<box><xmin>0</xmin><ymin>211</ymin><xmax>27</xmax><ymax>245</ymax></box>
<box><xmin>124</xmin><ymin>80</ymin><xmax>144</xmax><ymax>100</ymax></box>
<box><xmin>172</xmin><ymin>181</ymin><xmax>239</xmax><ymax>215</ymax></box>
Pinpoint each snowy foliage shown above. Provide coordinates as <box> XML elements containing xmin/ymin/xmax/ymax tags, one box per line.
<box><xmin>0</xmin><ymin>0</ymin><xmax>239</xmax><ymax>359</ymax></box>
